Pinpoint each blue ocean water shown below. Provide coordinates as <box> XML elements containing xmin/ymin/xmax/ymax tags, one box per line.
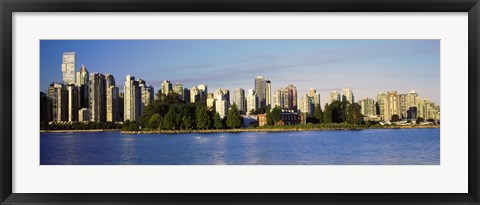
<box><xmin>40</xmin><ymin>128</ymin><xmax>440</xmax><ymax>165</ymax></box>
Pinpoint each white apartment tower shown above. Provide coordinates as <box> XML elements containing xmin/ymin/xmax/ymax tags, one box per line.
<box><xmin>61</xmin><ymin>52</ymin><xmax>76</xmax><ymax>84</ymax></box>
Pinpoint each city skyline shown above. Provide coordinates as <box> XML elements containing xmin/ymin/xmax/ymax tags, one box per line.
<box><xmin>40</xmin><ymin>40</ymin><xmax>440</xmax><ymax>106</ymax></box>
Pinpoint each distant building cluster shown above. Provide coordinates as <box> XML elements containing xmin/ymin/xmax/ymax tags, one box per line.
<box><xmin>40</xmin><ymin>51</ymin><xmax>440</xmax><ymax>126</ymax></box>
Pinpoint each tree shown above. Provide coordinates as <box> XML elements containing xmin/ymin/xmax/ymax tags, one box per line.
<box><xmin>163</xmin><ymin>108</ymin><xmax>176</xmax><ymax>130</ymax></box>
<box><xmin>226</xmin><ymin>104</ymin><xmax>243</xmax><ymax>128</ymax></box>
<box><xmin>182</xmin><ymin>115</ymin><xmax>194</xmax><ymax>129</ymax></box>
<box><xmin>213</xmin><ymin>112</ymin><xmax>224</xmax><ymax>129</ymax></box>
<box><xmin>390</xmin><ymin>114</ymin><xmax>400</xmax><ymax>122</ymax></box>
<box><xmin>148</xmin><ymin>113</ymin><xmax>162</xmax><ymax>129</ymax></box>
<box><xmin>314</xmin><ymin>103</ymin><xmax>323</xmax><ymax>124</ymax></box>
<box><xmin>416</xmin><ymin>117</ymin><xmax>424</xmax><ymax>124</ymax></box>
<box><xmin>346</xmin><ymin>103</ymin><xmax>363</xmax><ymax>124</ymax></box>
<box><xmin>271</xmin><ymin>106</ymin><xmax>282</xmax><ymax>124</ymax></box>
<box><xmin>329</xmin><ymin>101</ymin><xmax>344</xmax><ymax>123</ymax></box>
<box><xmin>323</xmin><ymin>103</ymin><xmax>332</xmax><ymax>123</ymax></box>
<box><xmin>196</xmin><ymin>106</ymin><xmax>210</xmax><ymax>129</ymax></box>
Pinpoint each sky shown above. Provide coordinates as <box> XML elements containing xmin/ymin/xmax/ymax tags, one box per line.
<box><xmin>40</xmin><ymin>40</ymin><xmax>440</xmax><ymax>106</ymax></box>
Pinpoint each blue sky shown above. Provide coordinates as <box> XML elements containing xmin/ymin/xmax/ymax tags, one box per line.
<box><xmin>40</xmin><ymin>40</ymin><xmax>440</xmax><ymax>106</ymax></box>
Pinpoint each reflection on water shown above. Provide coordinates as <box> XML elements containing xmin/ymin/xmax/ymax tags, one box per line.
<box><xmin>40</xmin><ymin>129</ymin><xmax>440</xmax><ymax>165</ymax></box>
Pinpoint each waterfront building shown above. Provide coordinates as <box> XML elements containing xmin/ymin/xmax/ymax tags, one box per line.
<box><xmin>246</xmin><ymin>89</ymin><xmax>258</xmax><ymax>115</ymax></box>
<box><xmin>298</xmin><ymin>94</ymin><xmax>312</xmax><ymax>115</ymax></box>
<box><xmin>384</xmin><ymin>91</ymin><xmax>400</xmax><ymax>121</ymax></box>
<box><xmin>233</xmin><ymin>88</ymin><xmax>246</xmax><ymax>114</ymax></box>
<box><xmin>78</xmin><ymin>108</ymin><xmax>90</xmax><ymax>122</ymax></box>
<box><xmin>124</xmin><ymin>74</ymin><xmax>141</xmax><ymax>122</ymax></box>
<box><xmin>342</xmin><ymin>88</ymin><xmax>354</xmax><ymax>104</ymax></box>
<box><xmin>48</xmin><ymin>83</ymin><xmax>68</xmax><ymax>122</ymax></box>
<box><xmin>285</xmin><ymin>84</ymin><xmax>297</xmax><ymax>111</ymax></box>
<box><xmin>329</xmin><ymin>91</ymin><xmax>341</xmax><ymax>103</ymax></box>
<box><xmin>76</xmin><ymin>65</ymin><xmax>89</xmax><ymax>109</ymax></box>
<box><xmin>313</xmin><ymin>93</ymin><xmax>321</xmax><ymax>108</ymax></box>
<box><xmin>376</xmin><ymin>92</ymin><xmax>387</xmax><ymax>117</ymax></box>
<box><xmin>266</xmin><ymin>80</ymin><xmax>271</xmax><ymax>107</ymax></box>
<box><xmin>61</xmin><ymin>51</ymin><xmax>76</xmax><ymax>84</ymax></box>
<box><xmin>89</xmin><ymin>73</ymin><xmax>106</xmax><ymax>122</ymax></box>
<box><xmin>215</xmin><ymin>95</ymin><xmax>228</xmax><ymax>118</ymax></box>
<box><xmin>66</xmin><ymin>84</ymin><xmax>79</xmax><ymax>122</ymax></box>
<box><xmin>106</xmin><ymin>86</ymin><xmax>119</xmax><ymax>122</ymax></box>
<box><xmin>162</xmin><ymin>80</ymin><xmax>172</xmax><ymax>95</ymax></box>
<box><xmin>173</xmin><ymin>83</ymin><xmax>183</xmax><ymax>99</ymax></box>
<box><xmin>360</xmin><ymin>97</ymin><xmax>376</xmax><ymax>116</ymax></box>
<box><xmin>255</xmin><ymin>76</ymin><xmax>268</xmax><ymax>108</ymax></box>
<box><xmin>399</xmin><ymin>94</ymin><xmax>407</xmax><ymax>119</ymax></box>
<box><xmin>40</xmin><ymin>92</ymin><xmax>52</xmax><ymax>122</ymax></box>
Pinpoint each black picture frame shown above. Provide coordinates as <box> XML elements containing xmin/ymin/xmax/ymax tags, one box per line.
<box><xmin>1</xmin><ymin>0</ymin><xmax>479</xmax><ymax>204</ymax></box>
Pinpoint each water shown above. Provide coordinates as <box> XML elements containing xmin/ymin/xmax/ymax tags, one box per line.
<box><xmin>40</xmin><ymin>128</ymin><xmax>440</xmax><ymax>165</ymax></box>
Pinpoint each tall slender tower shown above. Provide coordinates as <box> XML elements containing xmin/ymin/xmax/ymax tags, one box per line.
<box><xmin>61</xmin><ymin>52</ymin><xmax>76</xmax><ymax>84</ymax></box>
<box><xmin>124</xmin><ymin>75</ymin><xmax>141</xmax><ymax>121</ymax></box>
<box><xmin>233</xmin><ymin>88</ymin><xmax>246</xmax><ymax>114</ymax></box>
<box><xmin>266</xmin><ymin>79</ymin><xmax>271</xmax><ymax>108</ymax></box>
<box><xmin>89</xmin><ymin>73</ymin><xmax>106</xmax><ymax>122</ymax></box>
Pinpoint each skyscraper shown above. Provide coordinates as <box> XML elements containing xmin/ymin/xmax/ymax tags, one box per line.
<box><xmin>376</xmin><ymin>92</ymin><xmax>387</xmax><ymax>117</ymax></box>
<box><xmin>89</xmin><ymin>73</ymin><xmax>106</xmax><ymax>122</ymax></box>
<box><xmin>183</xmin><ymin>88</ymin><xmax>190</xmax><ymax>103</ymax></box>
<box><xmin>48</xmin><ymin>83</ymin><xmax>67</xmax><ymax>122</ymax></box>
<box><xmin>190</xmin><ymin>86</ymin><xmax>200</xmax><ymax>103</ymax></box>
<box><xmin>206</xmin><ymin>93</ymin><xmax>216</xmax><ymax>110</ymax></box>
<box><xmin>222</xmin><ymin>89</ymin><xmax>230</xmax><ymax>106</ymax></box>
<box><xmin>285</xmin><ymin>84</ymin><xmax>297</xmax><ymax>111</ymax></box>
<box><xmin>232</xmin><ymin>88</ymin><xmax>246</xmax><ymax>114</ymax></box>
<box><xmin>106</xmin><ymin>86</ymin><xmax>119</xmax><ymax>122</ymax></box>
<box><xmin>124</xmin><ymin>74</ymin><xmax>141</xmax><ymax>122</ymax></box>
<box><xmin>329</xmin><ymin>91</ymin><xmax>341</xmax><ymax>103</ymax></box>
<box><xmin>266</xmin><ymin>80</ymin><xmax>271</xmax><ymax>108</ymax></box>
<box><xmin>61</xmin><ymin>51</ymin><xmax>76</xmax><ymax>84</ymax></box>
<box><xmin>308</xmin><ymin>88</ymin><xmax>316</xmax><ymax>97</ymax></box>
<box><xmin>342</xmin><ymin>88</ymin><xmax>354</xmax><ymax>104</ymax></box>
<box><xmin>298</xmin><ymin>94</ymin><xmax>312</xmax><ymax>114</ymax></box>
<box><xmin>384</xmin><ymin>91</ymin><xmax>400</xmax><ymax>121</ymax></box>
<box><xmin>406</xmin><ymin>90</ymin><xmax>418</xmax><ymax>108</ymax></box>
<box><xmin>246</xmin><ymin>89</ymin><xmax>257</xmax><ymax>115</ymax></box>
<box><xmin>172</xmin><ymin>83</ymin><xmax>183</xmax><ymax>99</ymax></box>
<box><xmin>105</xmin><ymin>74</ymin><xmax>115</xmax><ymax>89</ymax></box>
<box><xmin>139</xmin><ymin>80</ymin><xmax>154</xmax><ymax>114</ymax></box>
<box><xmin>399</xmin><ymin>94</ymin><xmax>407</xmax><ymax>119</ymax></box>
<box><xmin>273</xmin><ymin>89</ymin><xmax>284</xmax><ymax>109</ymax></box>
<box><xmin>76</xmin><ymin>64</ymin><xmax>89</xmax><ymax>109</ymax></box>
<box><xmin>66</xmin><ymin>84</ymin><xmax>79</xmax><ymax>122</ymax></box>
<box><xmin>215</xmin><ymin>90</ymin><xmax>228</xmax><ymax>118</ymax></box>
<box><xmin>162</xmin><ymin>80</ymin><xmax>172</xmax><ymax>95</ymax></box>
<box><xmin>255</xmin><ymin>76</ymin><xmax>268</xmax><ymax>108</ymax></box>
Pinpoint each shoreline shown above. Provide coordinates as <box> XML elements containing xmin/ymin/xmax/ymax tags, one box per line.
<box><xmin>40</xmin><ymin>125</ymin><xmax>439</xmax><ymax>134</ymax></box>
<box><xmin>40</xmin><ymin>129</ymin><xmax>121</xmax><ymax>133</ymax></box>
<box><xmin>121</xmin><ymin>125</ymin><xmax>439</xmax><ymax>134</ymax></box>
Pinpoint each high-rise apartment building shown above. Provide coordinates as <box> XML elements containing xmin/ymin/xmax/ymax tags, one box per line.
<box><xmin>206</xmin><ymin>93</ymin><xmax>216</xmax><ymax>110</ymax></box>
<box><xmin>361</xmin><ymin>98</ymin><xmax>376</xmax><ymax>116</ymax></box>
<box><xmin>172</xmin><ymin>83</ymin><xmax>183</xmax><ymax>99</ymax></box>
<box><xmin>48</xmin><ymin>83</ymin><xmax>68</xmax><ymax>122</ymax></box>
<box><xmin>162</xmin><ymin>80</ymin><xmax>172</xmax><ymax>95</ymax></box>
<box><xmin>61</xmin><ymin>51</ymin><xmax>76</xmax><ymax>84</ymax></box>
<box><xmin>384</xmin><ymin>91</ymin><xmax>400</xmax><ymax>121</ymax></box>
<box><xmin>342</xmin><ymin>88</ymin><xmax>354</xmax><ymax>104</ymax></box>
<box><xmin>273</xmin><ymin>88</ymin><xmax>285</xmax><ymax>109</ymax></box>
<box><xmin>266</xmin><ymin>80</ymin><xmax>271</xmax><ymax>107</ymax></box>
<box><xmin>406</xmin><ymin>90</ymin><xmax>418</xmax><ymax>108</ymax></box>
<box><xmin>124</xmin><ymin>74</ymin><xmax>141</xmax><ymax>122</ymax></box>
<box><xmin>329</xmin><ymin>91</ymin><xmax>341</xmax><ymax>103</ymax></box>
<box><xmin>183</xmin><ymin>88</ymin><xmax>190</xmax><ymax>102</ymax></box>
<box><xmin>298</xmin><ymin>94</ymin><xmax>312</xmax><ymax>114</ymax></box>
<box><xmin>222</xmin><ymin>89</ymin><xmax>230</xmax><ymax>106</ymax></box>
<box><xmin>89</xmin><ymin>73</ymin><xmax>106</xmax><ymax>122</ymax></box>
<box><xmin>308</xmin><ymin>88</ymin><xmax>316</xmax><ymax>97</ymax></box>
<box><xmin>66</xmin><ymin>84</ymin><xmax>79</xmax><ymax>122</ymax></box>
<box><xmin>232</xmin><ymin>88</ymin><xmax>246</xmax><ymax>114</ymax></box>
<box><xmin>106</xmin><ymin>86</ymin><xmax>119</xmax><ymax>122</ymax></box>
<box><xmin>376</xmin><ymin>92</ymin><xmax>387</xmax><ymax>117</ymax></box>
<box><xmin>246</xmin><ymin>89</ymin><xmax>257</xmax><ymax>115</ymax></box>
<box><xmin>399</xmin><ymin>94</ymin><xmax>407</xmax><ymax>119</ymax></box>
<box><xmin>285</xmin><ymin>84</ymin><xmax>297</xmax><ymax>111</ymax></box>
<box><xmin>139</xmin><ymin>81</ymin><xmax>154</xmax><ymax>114</ymax></box>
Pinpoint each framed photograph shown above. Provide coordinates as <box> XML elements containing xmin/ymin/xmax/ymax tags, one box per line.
<box><xmin>1</xmin><ymin>0</ymin><xmax>479</xmax><ymax>204</ymax></box>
